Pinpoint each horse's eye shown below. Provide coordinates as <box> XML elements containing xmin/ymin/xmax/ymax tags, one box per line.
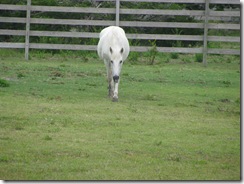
<box><xmin>111</xmin><ymin>60</ymin><xmax>113</xmax><ymax>64</ymax></box>
<box><xmin>120</xmin><ymin>60</ymin><xmax>122</xmax><ymax>64</ymax></box>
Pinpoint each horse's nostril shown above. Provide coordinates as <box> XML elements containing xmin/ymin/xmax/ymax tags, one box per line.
<box><xmin>113</xmin><ymin>75</ymin><xmax>119</xmax><ymax>82</ymax></box>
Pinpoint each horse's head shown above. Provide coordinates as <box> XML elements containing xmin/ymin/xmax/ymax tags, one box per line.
<box><xmin>109</xmin><ymin>47</ymin><xmax>124</xmax><ymax>83</ymax></box>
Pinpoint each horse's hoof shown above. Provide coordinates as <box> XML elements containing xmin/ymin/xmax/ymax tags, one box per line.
<box><xmin>112</xmin><ymin>97</ymin><xmax>118</xmax><ymax>102</ymax></box>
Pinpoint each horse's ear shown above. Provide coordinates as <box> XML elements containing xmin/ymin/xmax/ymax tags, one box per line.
<box><xmin>120</xmin><ymin>48</ymin><xmax>124</xmax><ymax>54</ymax></box>
<box><xmin>110</xmin><ymin>47</ymin><xmax>113</xmax><ymax>54</ymax></box>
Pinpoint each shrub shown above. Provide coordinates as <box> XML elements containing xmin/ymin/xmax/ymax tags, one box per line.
<box><xmin>148</xmin><ymin>40</ymin><xmax>158</xmax><ymax>65</ymax></box>
<box><xmin>170</xmin><ymin>52</ymin><xmax>179</xmax><ymax>59</ymax></box>
<box><xmin>0</xmin><ymin>78</ymin><xmax>10</xmax><ymax>87</ymax></box>
<box><xmin>195</xmin><ymin>53</ymin><xmax>203</xmax><ymax>63</ymax></box>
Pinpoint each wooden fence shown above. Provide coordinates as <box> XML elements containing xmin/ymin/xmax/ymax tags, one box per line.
<box><xmin>0</xmin><ymin>0</ymin><xmax>240</xmax><ymax>65</ymax></box>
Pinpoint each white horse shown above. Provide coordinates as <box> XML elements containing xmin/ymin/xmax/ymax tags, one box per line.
<box><xmin>97</xmin><ymin>26</ymin><xmax>130</xmax><ymax>102</ymax></box>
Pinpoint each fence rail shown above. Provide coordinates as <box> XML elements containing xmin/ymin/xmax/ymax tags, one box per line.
<box><xmin>0</xmin><ymin>0</ymin><xmax>240</xmax><ymax>64</ymax></box>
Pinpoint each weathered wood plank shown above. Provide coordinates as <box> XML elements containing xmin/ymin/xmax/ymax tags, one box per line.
<box><xmin>0</xmin><ymin>17</ymin><xmax>26</xmax><ymax>23</ymax></box>
<box><xmin>31</xmin><ymin>6</ymin><xmax>115</xmax><ymax>14</ymax></box>
<box><xmin>29</xmin><ymin>31</ymin><xmax>99</xmax><ymax>38</ymax></box>
<box><xmin>128</xmin><ymin>34</ymin><xmax>238</xmax><ymax>42</ymax></box>
<box><xmin>29</xmin><ymin>43</ymin><xmax>97</xmax><ymax>51</ymax></box>
<box><xmin>208</xmin><ymin>48</ymin><xmax>240</xmax><ymax>55</ymax></box>
<box><xmin>0</xmin><ymin>42</ymin><xmax>25</xmax><ymax>48</ymax></box>
<box><xmin>210</xmin><ymin>0</ymin><xmax>240</xmax><ymax>4</ymax></box>
<box><xmin>0</xmin><ymin>29</ymin><xmax>25</xmax><ymax>36</ymax></box>
<box><xmin>208</xmin><ymin>23</ymin><xmax>240</xmax><ymax>30</ymax></box>
<box><xmin>30</xmin><ymin>18</ymin><xmax>115</xmax><ymax>26</ymax></box>
<box><xmin>116</xmin><ymin>0</ymin><xmax>120</xmax><ymax>26</ymax></box>
<box><xmin>131</xmin><ymin>46</ymin><xmax>203</xmax><ymax>53</ymax></box>
<box><xmin>0</xmin><ymin>4</ymin><xmax>26</xmax><ymax>11</ymax></box>
<box><xmin>121</xmin><ymin>0</ymin><xmax>240</xmax><ymax>3</ymax></box>
<box><xmin>127</xmin><ymin>34</ymin><xmax>203</xmax><ymax>41</ymax></box>
<box><xmin>195</xmin><ymin>16</ymin><xmax>240</xmax><ymax>21</ymax></box>
<box><xmin>117</xmin><ymin>0</ymin><xmax>205</xmax><ymax>3</ymax></box>
<box><xmin>95</xmin><ymin>0</ymin><xmax>240</xmax><ymax>5</ymax></box>
<box><xmin>209</xmin><ymin>10</ymin><xmax>240</xmax><ymax>17</ymax></box>
<box><xmin>120</xmin><ymin>9</ymin><xmax>205</xmax><ymax>16</ymax></box>
<box><xmin>120</xmin><ymin>21</ymin><xmax>204</xmax><ymax>28</ymax></box>
<box><xmin>25</xmin><ymin>0</ymin><xmax>31</xmax><ymax>60</ymax></box>
<box><xmin>208</xmin><ymin>36</ymin><xmax>240</xmax><ymax>42</ymax></box>
<box><xmin>203</xmin><ymin>0</ymin><xmax>210</xmax><ymax>66</ymax></box>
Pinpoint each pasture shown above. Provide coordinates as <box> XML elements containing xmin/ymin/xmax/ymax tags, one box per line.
<box><xmin>0</xmin><ymin>51</ymin><xmax>240</xmax><ymax>180</ymax></box>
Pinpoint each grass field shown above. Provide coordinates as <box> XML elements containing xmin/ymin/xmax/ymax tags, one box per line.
<box><xmin>0</xmin><ymin>51</ymin><xmax>240</xmax><ymax>180</ymax></box>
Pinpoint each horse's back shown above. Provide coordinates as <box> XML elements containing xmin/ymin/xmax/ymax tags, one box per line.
<box><xmin>97</xmin><ymin>26</ymin><xmax>129</xmax><ymax>61</ymax></box>
<box><xmin>99</xmin><ymin>26</ymin><xmax>125</xmax><ymax>39</ymax></box>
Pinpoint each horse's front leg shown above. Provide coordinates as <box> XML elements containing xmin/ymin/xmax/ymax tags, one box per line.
<box><xmin>106</xmin><ymin>62</ymin><xmax>114</xmax><ymax>98</ymax></box>
<box><xmin>108</xmin><ymin>76</ymin><xmax>114</xmax><ymax>98</ymax></box>
<box><xmin>112</xmin><ymin>80</ymin><xmax>119</xmax><ymax>102</ymax></box>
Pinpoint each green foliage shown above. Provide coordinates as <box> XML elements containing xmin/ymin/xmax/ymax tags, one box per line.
<box><xmin>128</xmin><ymin>52</ymin><xmax>140</xmax><ymax>64</ymax></box>
<box><xmin>170</xmin><ymin>52</ymin><xmax>179</xmax><ymax>59</ymax></box>
<box><xmin>0</xmin><ymin>78</ymin><xmax>10</xmax><ymax>87</ymax></box>
<box><xmin>0</xmin><ymin>49</ymin><xmax>23</xmax><ymax>58</ymax></box>
<box><xmin>148</xmin><ymin>40</ymin><xmax>158</xmax><ymax>65</ymax></box>
<box><xmin>195</xmin><ymin>53</ymin><xmax>203</xmax><ymax>63</ymax></box>
<box><xmin>0</xmin><ymin>155</ymin><xmax>9</xmax><ymax>163</ymax></box>
<box><xmin>44</xmin><ymin>135</ymin><xmax>52</xmax><ymax>141</ymax></box>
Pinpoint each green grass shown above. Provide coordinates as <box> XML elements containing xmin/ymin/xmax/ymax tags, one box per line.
<box><xmin>0</xmin><ymin>51</ymin><xmax>240</xmax><ymax>180</ymax></box>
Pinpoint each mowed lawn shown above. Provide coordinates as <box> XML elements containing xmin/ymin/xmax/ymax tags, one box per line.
<box><xmin>0</xmin><ymin>53</ymin><xmax>240</xmax><ymax>180</ymax></box>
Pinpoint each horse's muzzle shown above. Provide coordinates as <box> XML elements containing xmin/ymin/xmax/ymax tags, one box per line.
<box><xmin>113</xmin><ymin>75</ymin><xmax>119</xmax><ymax>83</ymax></box>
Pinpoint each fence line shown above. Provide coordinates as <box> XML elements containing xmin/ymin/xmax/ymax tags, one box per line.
<box><xmin>0</xmin><ymin>29</ymin><xmax>240</xmax><ymax>42</ymax></box>
<box><xmin>0</xmin><ymin>5</ymin><xmax>240</xmax><ymax>17</ymax></box>
<box><xmin>0</xmin><ymin>0</ymin><xmax>240</xmax><ymax>64</ymax></box>
<box><xmin>0</xmin><ymin>16</ymin><xmax>240</xmax><ymax>30</ymax></box>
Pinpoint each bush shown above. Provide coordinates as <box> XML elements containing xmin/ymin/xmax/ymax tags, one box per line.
<box><xmin>0</xmin><ymin>79</ymin><xmax>10</xmax><ymax>87</ymax></box>
<box><xmin>148</xmin><ymin>40</ymin><xmax>158</xmax><ymax>65</ymax></box>
<box><xmin>195</xmin><ymin>53</ymin><xmax>203</xmax><ymax>63</ymax></box>
<box><xmin>170</xmin><ymin>53</ymin><xmax>179</xmax><ymax>59</ymax></box>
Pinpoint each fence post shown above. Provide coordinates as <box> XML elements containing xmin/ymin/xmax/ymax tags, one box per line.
<box><xmin>203</xmin><ymin>0</ymin><xmax>209</xmax><ymax>66</ymax></box>
<box><xmin>25</xmin><ymin>0</ymin><xmax>31</xmax><ymax>60</ymax></box>
<box><xmin>115</xmin><ymin>0</ymin><xmax>120</xmax><ymax>26</ymax></box>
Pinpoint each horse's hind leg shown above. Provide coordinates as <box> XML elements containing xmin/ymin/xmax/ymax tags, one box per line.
<box><xmin>108</xmin><ymin>82</ymin><xmax>113</xmax><ymax>98</ymax></box>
